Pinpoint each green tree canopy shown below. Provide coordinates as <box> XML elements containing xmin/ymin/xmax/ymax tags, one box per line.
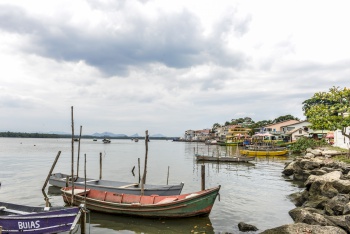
<box><xmin>273</xmin><ymin>114</ymin><xmax>300</xmax><ymax>123</ymax></box>
<box><xmin>303</xmin><ymin>86</ymin><xmax>350</xmax><ymax>139</ymax></box>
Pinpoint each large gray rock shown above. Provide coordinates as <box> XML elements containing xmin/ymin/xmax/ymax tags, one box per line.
<box><xmin>300</xmin><ymin>159</ymin><xmax>322</xmax><ymax>170</ymax></box>
<box><xmin>332</xmin><ymin>179</ymin><xmax>350</xmax><ymax>194</ymax></box>
<box><xmin>310</xmin><ymin>169</ymin><xmax>328</xmax><ymax>176</ymax></box>
<box><xmin>238</xmin><ymin>222</ymin><xmax>258</xmax><ymax>232</ymax></box>
<box><xmin>304</xmin><ymin>152</ymin><xmax>315</xmax><ymax>159</ymax></box>
<box><xmin>302</xmin><ymin>196</ymin><xmax>329</xmax><ymax>209</ymax></box>
<box><xmin>324</xmin><ymin>194</ymin><xmax>350</xmax><ymax>216</ymax></box>
<box><xmin>326</xmin><ymin>215</ymin><xmax>350</xmax><ymax>233</ymax></box>
<box><xmin>310</xmin><ymin>149</ymin><xmax>323</xmax><ymax>156</ymax></box>
<box><xmin>289</xmin><ymin>207</ymin><xmax>335</xmax><ymax>226</ymax></box>
<box><xmin>282</xmin><ymin>161</ymin><xmax>299</xmax><ymax>176</ymax></box>
<box><xmin>321</xmin><ymin>150</ymin><xmax>342</xmax><ymax>156</ymax></box>
<box><xmin>288</xmin><ymin>190</ymin><xmax>309</xmax><ymax>207</ymax></box>
<box><xmin>343</xmin><ymin>202</ymin><xmax>350</xmax><ymax>215</ymax></box>
<box><xmin>260</xmin><ymin>223</ymin><xmax>346</xmax><ymax>234</ymax></box>
<box><xmin>294</xmin><ymin>169</ymin><xmax>311</xmax><ymax>181</ymax></box>
<box><xmin>305</xmin><ymin>171</ymin><xmax>342</xmax><ymax>188</ymax></box>
<box><xmin>308</xmin><ymin>181</ymin><xmax>339</xmax><ymax>198</ymax></box>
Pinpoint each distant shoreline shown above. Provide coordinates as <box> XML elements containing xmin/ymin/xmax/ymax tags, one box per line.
<box><xmin>0</xmin><ymin>131</ymin><xmax>178</xmax><ymax>140</ymax></box>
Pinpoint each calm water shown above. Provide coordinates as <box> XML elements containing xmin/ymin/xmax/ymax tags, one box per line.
<box><xmin>0</xmin><ymin>138</ymin><xmax>301</xmax><ymax>233</ymax></box>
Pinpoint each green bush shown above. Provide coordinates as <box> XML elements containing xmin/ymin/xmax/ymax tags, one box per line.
<box><xmin>289</xmin><ymin>137</ymin><xmax>329</xmax><ymax>154</ymax></box>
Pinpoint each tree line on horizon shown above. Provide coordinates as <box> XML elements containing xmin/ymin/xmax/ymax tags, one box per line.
<box><xmin>211</xmin><ymin>114</ymin><xmax>300</xmax><ymax>133</ymax></box>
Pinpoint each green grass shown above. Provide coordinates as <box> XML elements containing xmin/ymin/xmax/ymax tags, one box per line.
<box><xmin>333</xmin><ymin>155</ymin><xmax>350</xmax><ymax>163</ymax></box>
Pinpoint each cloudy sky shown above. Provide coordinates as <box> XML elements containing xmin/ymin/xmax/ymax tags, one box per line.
<box><xmin>0</xmin><ymin>0</ymin><xmax>349</xmax><ymax>137</ymax></box>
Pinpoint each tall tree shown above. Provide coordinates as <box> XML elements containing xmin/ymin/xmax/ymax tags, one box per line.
<box><xmin>303</xmin><ymin>86</ymin><xmax>350</xmax><ymax>154</ymax></box>
<box><xmin>273</xmin><ymin>114</ymin><xmax>300</xmax><ymax>123</ymax></box>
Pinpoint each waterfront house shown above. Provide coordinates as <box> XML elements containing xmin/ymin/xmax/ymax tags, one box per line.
<box><xmin>286</xmin><ymin>128</ymin><xmax>309</xmax><ymax>142</ymax></box>
<box><xmin>260</xmin><ymin>120</ymin><xmax>300</xmax><ymax>134</ymax></box>
<box><xmin>280</xmin><ymin>120</ymin><xmax>311</xmax><ymax>133</ymax></box>
<box><xmin>184</xmin><ymin>130</ymin><xmax>195</xmax><ymax>141</ymax></box>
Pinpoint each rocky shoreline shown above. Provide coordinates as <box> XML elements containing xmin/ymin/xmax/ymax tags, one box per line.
<box><xmin>257</xmin><ymin>148</ymin><xmax>350</xmax><ymax>234</ymax></box>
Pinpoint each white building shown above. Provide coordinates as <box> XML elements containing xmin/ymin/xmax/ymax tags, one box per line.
<box><xmin>334</xmin><ymin>127</ymin><xmax>350</xmax><ymax>149</ymax></box>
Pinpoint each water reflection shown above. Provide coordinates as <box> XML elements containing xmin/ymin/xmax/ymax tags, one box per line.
<box><xmin>48</xmin><ymin>185</ymin><xmax>62</xmax><ymax>195</ymax></box>
<box><xmin>88</xmin><ymin>212</ymin><xmax>214</xmax><ymax>234</ymax></box>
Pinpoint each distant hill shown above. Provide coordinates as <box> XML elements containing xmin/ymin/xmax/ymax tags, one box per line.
<box><xmin>92</xmin><ymin>132</ymin><xmax>128</xmax><ymax>137</ymax></box>
<box><xmin>129</xmin><ymin>133</ymin><xmax>139</xmax><ymax>137</ymax></box>
<box><xmin>48</xmin><ymin>131</ymin><xmax>70</xmax><ymax>135</ymax></box>
<box><xmin>150</xmin><ymin>134</ymin><xmax>166</xmax><ymax>137</ymax></box>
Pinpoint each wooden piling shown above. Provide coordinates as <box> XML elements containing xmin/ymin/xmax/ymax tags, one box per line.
<box><xmin>201</xmin><ymin>164</ymin><xmax>205</xmax><ymax>190</ymax></box>
<box><xmin>138</xmin><ymin>158</ymin><xmax>141</xmax><ymax>184</ymax></box>
<box><xmin>42</xmin><ymin>151</ymin><xmax>61</xmax><ymax>190</ymax></box>
<box><xmin>76</xmin><ymin>125</ymin><xmax>82</xmax><ymax>178</ymax></box>
<box><xmin>0</xmin><ymin>225</ymin><xmax>2</xmax><ymax>233</ymax></box>
<box><xmin>141</xmin><ymin>130</ymin><xmax>149</xmax><ymax>195</ymax></box>
<box><xmin>81</xmin><ymin>153</ymin><xmax>87</xmax><ymax>234</ymax></box>
<box><xmin>71</xmin><ymin>106</ymin><xmax>75</xmax><ymax>206</ymax></box>
<box><xmin>80</xmin><ymin>209</ymin><xmax>86</xmax><ymax>234</ymax></box>
<box><xmin>167</xmin><ymin>166</ymin><xmax>169</xmax><ymax>185</ymax></box>
<box><xmin>99</xmin><ymin>152</ymin><xmax>102</xmax><ymax>180</ymax></box>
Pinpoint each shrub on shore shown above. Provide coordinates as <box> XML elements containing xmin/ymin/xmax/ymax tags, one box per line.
<box><xmin>289</xmin><ymin>137</ymin><xmax>329</xmax><ymax>154</ymax></box>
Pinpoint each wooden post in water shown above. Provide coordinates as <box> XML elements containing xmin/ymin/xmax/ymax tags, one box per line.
<box><xmin>0</xmin><ymin>225</ymin><xmax>2</xmax><ymax>233</ymax></box>
<box><xmin>138</xmin><ymin>158</ymin><xmax>141</xmax><ymax>184</ymax></box>
<box><xmin>99</xmin><ymin>152</ymin><xmax>102</xmax><ymax>180</ymax></box>
<box><xmin>76</xmin><ymin>126</ymin><xmax>82</xmax><ymax>178</ymax></box>
<box><xmin>201</xmin><ymin>164</ymin><xmax>205</xmax><ymax>190</ymax></box>
<box><xmin>140</xmin><ymin>130</ymin><xmax>149</xmax><ymax>195</ymax></box>
<box><xmin>167</xmin><ymin>166</ymin><xmax>170</xmax><ymax>185</ymax></box>
<box><xmin>80</xmin><ymin>153</ymin><xmax>87</xmax><ymax>234</ymax></box>
<box><xmin>71</xmin><ymin>106</ymin><xmax>75</xmax><ymax>206</ymax></box>
<box><xmin>42</xmin><ymin>151</ymin><xmax>61</xmax><ymax>190</ymax></box>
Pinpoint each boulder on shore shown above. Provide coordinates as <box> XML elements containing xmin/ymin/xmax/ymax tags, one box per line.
<box><xmin>237</xmin><ymin>222</ymin><xmax>258</xmax><ymax>232</ymax></box>
<box><xmin>260</xmin><ymin>223</ymin><xmax>346</xmax><ymax>234</ymax></box>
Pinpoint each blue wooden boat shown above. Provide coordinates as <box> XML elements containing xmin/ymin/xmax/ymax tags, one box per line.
<box><xmin>0</xmin><ymin>201</ymin><xmax>83</xmax><ymax>234</ymax></box>
<box><xmin>49</xmin><ymin>173</ymin><xmax>184</xmax><ymax>196</ymax></box>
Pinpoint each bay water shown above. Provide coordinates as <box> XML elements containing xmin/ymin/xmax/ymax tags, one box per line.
<box><xmin>0</xmin><ymin>138</ymin><xmax>302</xmax><ymax>233</ymax></box>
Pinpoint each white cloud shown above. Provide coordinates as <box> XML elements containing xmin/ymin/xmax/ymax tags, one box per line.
<box><xmin>0</xmin><ymin>0</ymin><xmax>349</xmax><ymax>136</ymax></box>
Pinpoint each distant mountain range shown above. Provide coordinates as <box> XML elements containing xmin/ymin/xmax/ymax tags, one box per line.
<box><xmin>48</xmin><ymin>131</ymin><xmax>167</xmax><ymax>138</ymax></box>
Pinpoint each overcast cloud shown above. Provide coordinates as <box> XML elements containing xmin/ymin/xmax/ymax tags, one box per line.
<box><xmin>0</xmin><ymin>0</ymin><xmax>349</xmax><ymax>136</ymax></box>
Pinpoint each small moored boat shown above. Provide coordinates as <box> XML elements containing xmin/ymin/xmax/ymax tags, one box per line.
<box><xmin>49</xmin><ymin>173</ymin><xmax>184</xmax><ymax>196</ymax></box>
<box><xmin>0</xmin><ymin>201</ymin><xmax>83</xmax><ymax>234</ymax></box>
<box><xmin>102</xmin><ymin>138</ymin><xmax>111</xmax><ymax>143</ymax></box>
<box><xmin>195</xmin><ymin>154</ymin><xmax>255</xmax><ymax>162</ymax></box>
<box><xmin>61</xmin><ymin>185</ymin><xmax>220</xmax><ymax>218</ymax></box>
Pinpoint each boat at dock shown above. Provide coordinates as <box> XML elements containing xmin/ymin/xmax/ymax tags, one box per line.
<box><xmin>195</xmin><ymin>154</ymin><xmax>255</xmax><ymax>162</ymax></box>
<box><xmin>61</xmin><ymin>185</ymin><xmax>220</xmax><ymax>218</ymax></box>
<box><xmin>0</xmin><ymin>201</ymin><xmax>83</xmax><ymax>234</ymax></box>
<box><xmin>49</xmin><ymin>173</ymin><xmax>184</xmax><ymax>196</ymax></box>
<box><xmin>240</xmin><ymin>145</ymin><xmax>289</xmax><ymax>156</ymax></box>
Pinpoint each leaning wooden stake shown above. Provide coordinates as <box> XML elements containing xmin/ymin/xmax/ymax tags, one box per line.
<box><xmin>201</xmin><ymin>164</ymin><xmax>205</xmax><ymax>190</ymax></box>
<box><xmin>42</xmin><ymin>151</ymin><xmax>61</xmax><ymax>190</ymax></box>
<box><xmin>138</xmin><ymin>158</ymin><xmax>141</xmax><ymax>184</ymax></box>
<box><xmin>141</xmin><ymin>130</ymin><xmax>149</xmax><ymax>195</ymax></box>
<box><xmin>76</xmin><ymin>126</ymin><xmax>82</xmax><ymax>178</ymax></box>
<box><xmin>71</xmin><ymin>106</ymin><xmax>75</xmax><ymax>206</ymax></box>
<box><xmin>99</xmin><ymin>152</ymin><xmax>102</xmax><ymax>180</ymax></box>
